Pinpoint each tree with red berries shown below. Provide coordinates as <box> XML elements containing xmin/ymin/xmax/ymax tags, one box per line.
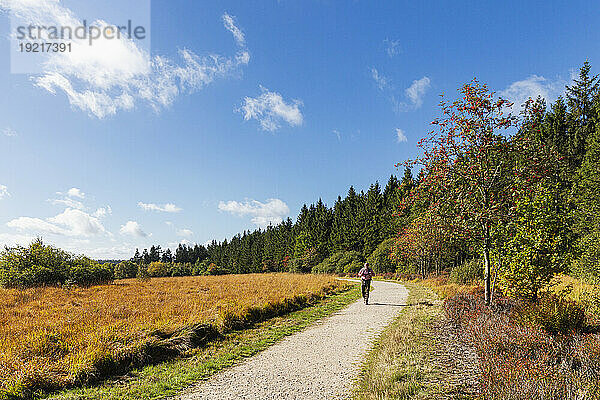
<box><xmin>404</xmin><ymin>79</ymin><xmax>519</xmax><ymax>304</ymax></box>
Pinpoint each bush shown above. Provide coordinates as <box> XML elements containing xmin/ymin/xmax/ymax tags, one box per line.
<box><xmin>571</xmin><ymin>230</ymin><xmax>600</xmax><ymax>283</ymax></box>
<box><xmin>366</xmin><ymin>238</ymin><xmax>397</xmax><ymax>273</ymax></box>
<box><xmin>0</xmin><ymin>239</ymin><xmax>113</xmax><ymax>288</ymax></box>
<box><xmin>169</xmin><ymin>262</ymin><xmax>193</xmax><ymax>277</ymax></box>
<box><xmin>68</xmin><ymin>257</ymin><xmax>113</xmax><ymax>286</ymax></box>
<box><xmin>206</xmin><ymin>263</ymin><xmax>230</xmax><ymax>275</ymax></box>
<box><xmin>444</xmin><ymin>291</ymin><xmax>600</xmax><ymax>399</ymax></box>
<box><xmin>147</xmin><ymin>261</ymin><xmax>169</xmax><ymax>277</ymax></box>
<box><xmin>514</xmin><ymin>293</ymin><xmax>587</xmax><ymax>335</ymax></box>
<box><xmin>312</xmin><ymin>251</ymin><xmax>363</xmax><ymax>275</ymax></box>
<box><xmin>449</xmin><ymin>258</ymin><xmax>483</xmax><ymax>284</ymax></box>
<box><xmin>113</xmin><ymin>261</ymin><xmax>138</xmax><ymax>279</ymax></box>
<box><xmin>136</xmin><ymin>263</ymin><xmax>149</xmax><ymax>280</ymax></box>
<box><xmin>193</xmin><ymin>260</ymin><xmax>211</xmax><ymax>275</ymax></box>
<box><xmin>290</xmin><ymin>248</ymin><xmax>319</xmax><ymax>273</ymax></box>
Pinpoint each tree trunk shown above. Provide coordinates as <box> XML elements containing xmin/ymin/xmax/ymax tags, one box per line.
<box><xmin>484</xmin><ymin>227</ymin><xmax>491</xmax><ymax>306</ymax></box>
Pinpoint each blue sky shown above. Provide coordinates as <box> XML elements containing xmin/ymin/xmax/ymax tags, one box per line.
<box><xmin>0</xmin><ymin>0</ymin><xmax>598</xmax><ymax>259</ymax></box>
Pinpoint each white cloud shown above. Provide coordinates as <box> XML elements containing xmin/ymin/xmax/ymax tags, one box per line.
<box><xmin>93</xmin><ymin>206</ymin><xmax>112</xmax><ymax>218</ymax></box>
<box><xmin>240</xmin><ymin>86</ymin><xmax>303</xmax><ymax>131</ymax></box>
<box><xmin>177</xmin><ymin>229</ymin><xmax>194</xmax><ymax>237</ymax></box>
<box><xmin>0</xmin><ymin>185</ymin><xmax>9</xmax><ymax>199</ymax></box>
<box><xmin>405</xmin><ymin>77</ymin><xmax>431</xmax><ymax>108</ymax></box>
<box><xmin>67</xmin><ymin>187</ymin><xmax>85</xmax><ymax>199</ymax></box>
<box><xmin>371</xmin><ymin>67</ymin><xmax>390</xmax><ymax>91</ymax></box>
<box><xmin>222</xmin><ymin>13</ymin><xmax>245</xmax><ymax>47</ymax></box>
<box><xmin>500</xmin><ymin>75</ymin><xmax>566</xmax><ymax>111</ymax></box>
<box><xmin>48</xmin><ymin>208</ymin><xmax>105</xmax><ymax>236</ymax></box>
<box><xmin>119</xmin><ymin>220</ymin><xmax>148</xmax><ymax>237</ymax></box>
<box><xmin>384</xmin><ymin>39</ymin><xmax>401</xmax><ymax>58</ymax></box>
<box><xmin>3</xmin><ymin>127</ymin><xmax>17</xmax><ymax>137</ymax></box>
<box><xmin>7</xmin><ymin>208</ymin><xmax>106</xmax><ymax>237</ymax></box>
<box><xmin>396</xmin><ymin>128</ymin><xmax>407</xmax><ymax>143</ymax></box>
<box><xmin>49</xmin><ymin>188</ymin><xmax>86</xmax><ymax>209</ymax></box>
<box><xmin>7</xmin><ymin>217</ymin><xmax>68</xmax><ymax>235</ymax></box>
<box><xmin>1</xmin><ymin>1</ymin><xmax>249</xmax><ymax>118</ymax></box>
<box><xmin>49</xmin><ymin>197</ymin><xmax>85</xmax><ymax>210</ymax></box>
<box><xmin>165</xmin><ymin>221</ymin><xmax>173</xmax><ymax>226</ymax></box>
<box><xmin>138</xmin><ymin>202</ymin><xmax>182</xmax><ymax>213</ymax></box>
<box><xmin>218</xmin><ymin>198</ymin><xmax>290</xmax><ymax>227</ymax></box>
<box><xmin>0</xmin><ymin>232</ymin><xmax>36</xmax><ymax>247</ymax></box>
<box><xmin>82</xmin><ymin>244</ymin><xmax>135</xmax><ymax>259</ymax></box>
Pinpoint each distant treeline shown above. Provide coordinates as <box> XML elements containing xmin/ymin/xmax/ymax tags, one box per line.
<box><xmin>131</xmin><ymin>172</ymin><xmax>417</xmax><ymax>276</ymax></box>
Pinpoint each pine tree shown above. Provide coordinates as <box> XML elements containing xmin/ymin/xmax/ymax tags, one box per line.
<box><xmin>161</xmin><ymin>248</ymin><xmax>173</xmax><ymax>263</ymax></box>
<box><xmin>132</xmin><ymin>248</ymin><xmax>142</xmax><ymax>264</ymax></box>
<box><xmin>566</xmin><ymin>61</ymin><xmax>599</xmax><ymax>169</ymax></box>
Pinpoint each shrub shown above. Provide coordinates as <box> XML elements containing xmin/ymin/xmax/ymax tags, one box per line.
<box><xmin>147</xmin><ymin>261</ymin><xmax>169</xmax><ymax>277</ymax></box>
<box><xmin>0</xmin><ymin>239</ymin><xmax>112</xmax><ymax>288</ymax></box>
<box><xmin>449</xmin><ymin>258</ymin><xmax>483</xmax><ymax>284</ymax></box>
<box><xmin>497</xmin><ymin>183</ymin><xmax>570</xmax><ymax>300</ymax></box>
<box><xmin>444</xmin><ymin>291</ymin><xmax>600</xmax><ymax>399</ymax></box>
<box><xmin>514</xmin><ymin>293</ymin><xmax>587</xmax><ymax>335</ymax></box>
<box><xmin>193</xmin><ymin>259</ymin><xmax>211</xmax><ymax>275</ymax></box>
<box><xmin>113</xmin><ymin>261</ymin><xmax>138</xmax><ymax>279</ymax></box>
<box><xmin>207</xmin><ymin>263</ymin><xmax>230</xmax><ymax>275</ymax></box>
<box><xmin>571</xmin><ymin>230</ymin><xmax>600</xmax><ymax>283</ymax></box>
<box><xmin>366</xmin><ymin>238</ymin><xmax>397</xmax><ymax>273</ymax></box>
<box><xmin>136</xmin><ymin>263</ymin><xmax>149</xmax><ymax>280</ymax></box>
<box><xmin>312</xmin><ymin>251</ymin><xmax>364</xmax><ymax>275</ymax></box>
<box><xmin>290</xmin><ymin>247</ymin><xmax>319</xmax><ymax>273</ymax></box>
<box><xmin>169</xmin><ymin>262</ymin><xmax>193</xmax><ymax>277</ymax></box>
<box><xmin>68</xmin><ymin>257</ymin><xmax>113</xmax><ymax>286</ymax></box>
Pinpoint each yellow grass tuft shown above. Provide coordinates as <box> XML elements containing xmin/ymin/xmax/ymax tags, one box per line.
<box><xmin>0</xmin><ymin>273</ymin><xmax>347</xmax><ymax>398</ymax></box>
<box><xmin>413</xmin><ymin>276</ymin><xmax>479</xmax><ymax>299</ymax></box>
<box><xmin>547</xmin><ymin>273</ymin><xmax>600</xmax><ymax>321</ymax></box>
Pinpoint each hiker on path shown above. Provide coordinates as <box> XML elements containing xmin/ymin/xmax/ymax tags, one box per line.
<box><xmin>358</xmin><ymin>262</ymin><xmax>375</xmax><ymax>304</ymax></box>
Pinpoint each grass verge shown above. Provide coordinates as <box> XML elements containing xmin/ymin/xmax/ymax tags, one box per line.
<box><xmin>43</xmin><ymin>285</ymin><xmax>361</xmax><ymax>400</ymax></box>
<box><xmin>356</xmin><ymin>281</ymin><xmax>478</xmax><ymax>400</ymax></box>
<box><xmin>354</xmin><ymin>282</ymin><xmax>440</xmax><ymax>400</ymax></box>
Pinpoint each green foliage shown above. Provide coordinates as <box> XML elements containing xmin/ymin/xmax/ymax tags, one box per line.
<box><xmin>514</xmin><ymin>293</ymin><xmax>587</xmax><ymax>335</ymax></box>
<box><xmin>0</xmin><ymin>238</ymin><xmax>113</xmax><ymax>288</ymax></box>
<box><xmin>449</xmin><ymin>258</ymin><xmax>483</xmax><ymax>284</ymax></box>
<box><xmin>193</xmin><ymin>259</ymin><xmax>211</xmax><ymax>275</ymax></box>
<box><xmin>366</xmin><ymin>238</ymin><xmax>397</xmax><ymax>273</ymax></box>
<box><xmin>498</xmin><ymin>183</ymin><xmax>570</xmax><ymax>300</ymax></box>
<box><xmin>571</xmin><ymin>230</ymin><xmax>600</xmax><ymax>282</ymax></box>
<box><xmin>147</xmin><ymin>261</ymin><xmax>169</xmax><ymax>277</ymax></box>
<box><xmin>393</xmin><ymin>211</ymin><xmax>453</xmax><ymax>278</ymax></box>
<box><xmin>206</xmin><ymin>262</ymin><xmax>230</xmax><ymax>276</ymax></box>
<box><xmin>290</xmin><ymin>247</ymin><xmax>319</xmax><ymax>273</ymax></box>
<box><xmin>114</xmin><ymin>261</ymin><xmax>138</xmax><ymax>279</ymax></box>
<box><xmin>312</xmin><ymin>250</ymin><xmax>363</xmax><ymax>274</ymax></box>
<box><xmin>169</xmin><ymin>262</ymin><xmax>193</xmax><ymax>277</ymax></box>
<box><xmin>68</xmin><ymin>257</ymin><xmax>113</xmax><ymax>286</ymax></box>
<box><xmin>136</xmin><ymin>263</ymin><xmax>149</xmax><ymax>280</ymax></box>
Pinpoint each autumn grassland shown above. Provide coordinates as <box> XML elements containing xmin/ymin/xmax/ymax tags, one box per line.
<box><xmin>0</xmin><ymin>273</ymin><xmax>349</xmax><ymax>398</ymax></box>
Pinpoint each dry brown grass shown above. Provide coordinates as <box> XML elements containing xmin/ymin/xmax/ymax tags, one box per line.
<box><xmin>414</xmin><ymin>276</ymin><xmax>480</xmax><ymax>299</ymax></box>
<box><xmin>0</xmin><ymin>273</ymin><xmax>347</xmax><ymax>398</ymax></box>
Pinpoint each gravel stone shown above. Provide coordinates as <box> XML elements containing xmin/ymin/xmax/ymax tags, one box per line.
<box><xmin>178</xmin><ymin>280</ymin><xmax>408</xmax><ymax>400</ymax></box>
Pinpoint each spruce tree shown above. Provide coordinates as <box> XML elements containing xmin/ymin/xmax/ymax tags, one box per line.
<box><xmin>566</xmin><ymin>61</ymin><xmax>599</xmax><ymax>169</ymax></box>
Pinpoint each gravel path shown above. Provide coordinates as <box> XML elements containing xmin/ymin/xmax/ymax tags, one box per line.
<box><xmin>178</xmin><ymin>280</ymin><xmax>408</xmax><ymax>400</ymax></box>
